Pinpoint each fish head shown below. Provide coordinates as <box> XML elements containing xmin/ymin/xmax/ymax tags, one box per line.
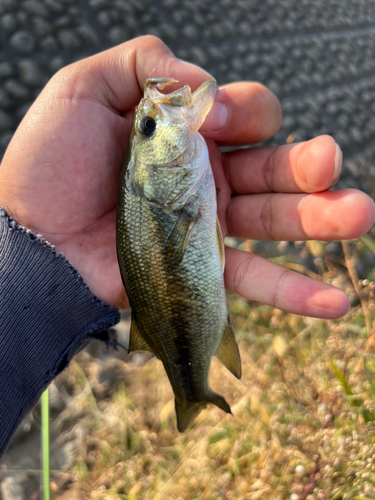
<box><xmin>132</xmin><ymin>78</ymin><xmax>218</xmax><ymax>166</ymax></box>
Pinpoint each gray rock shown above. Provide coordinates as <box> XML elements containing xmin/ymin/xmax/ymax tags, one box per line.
<box><xmin>3</xmin><ymin>79</ymin><xmax>29</xmax><ymax>99</ymax></box>
<box><xmin>89</xmin><ymin>0</ymin><xmax>107</xmax><ymax>9</ymax></box>
<box><xmin>43</xmin><ymin>0</ymin><xmax>63</xmax><ymax>12</ymax></box>
<box><xmin>54</xmin><ymin>15</ymin><xmax>71</xmax><ymax>27</ymax></box>
<box><xmin>49</xmin><ymin>382</ymin><xmax>67</xmax><ymax>414</ymax></box>
<box><xmin>56</xmin><ymin>440</ymin><xmax>78</xmax><ymax>471</ymax></box>
<box><xmin>162</xmin><ymin>0</ymin><xmax>178</xmax><ymax>6</ymax></box>
<box><xmin>0</xmin><ymin>0</ymin><xmax>18</xmax><ymax>13</ymax></box>
<box><xmin>146</xmin><ymin>26</ymin><xmax>161</xmax><ymax>39</ymax></box>
<box><xmin>76</xmin><ymin>24</ymin><xmax>100</xmax><ymax>46</ymax></box>
<box><xmin>68</xmin><ymin>5</ymin><xmax>79</xmax><ymax>16</ymax></box>
<box><xmin>49</xmin><ymin>56</ymin><xmax>65</xmax><ymax>72</ymax></box>
<box><xmin>23</xmin><ymin>0</ymin><xmax>49</xmax><ymax>16</ymax></box>
<box><xmin>109</xmin><ymin>8</ymin><xmax>120</xmax><ymax>23</ymax></box>
<box><xmin>9</xmin><ymin>31</ymin><xmax>36</xmax><ymax>53</ymax></box>
<box><xmin>18</xmin><ymin>60</ymin><xmax>43</xmax><ymax>86</ymax></box>
<box><xmin>182</xmin><ymin>24</ymin><xmax>199</xmax><ymax>39</ymax></box>
<box><xmin>39</xmin><ymin>34</ymin><xmax>59</xmax><ymax>53</ymax></box>
<box><xmin>1</xmin><ymin>473</ymin><xmax>39</xmax><ymax>500</ymax></box>
<box><xmin>0</xmin><ymin>109</ymin><xmax>12</xmax><ymax>131</ymax></box>
<box><xmin>16</xmin><ymin>10</ymin><xmax>28</xmax><ymax>25</ymax></box>
<box><xmin>57</xmin><ymin>29</ymin><xmax>81</xmax><ymax>49</ymax></box>
<box><xmin>0</xmin><ymin>12</ymin><xmax>16</xmax><ymax>32</ymax></box>
<box><xmin>189</xmin><ymin>47</ymin><xmax>207</xmax><ymax>67</ymax></box>
<box><xmin>0</xmin><ymin>88</ymin><xmax>12</xmax><ymax>107</ymax></box>
<box><xmin>108</xmin><ymin>26</ymin><xmax>128</xmax><ymax>45</ymax></box>
<box><xmin>31</xmin><ymin>17</ymin><xmax>51</xmax><ymax>36</ymax></box>
<box><xmin>172</xmin><ymin>9</ymin><xmax>186</xmax><ymax>24</ymax></box>
<box><xmin>96</xmin><ymin>10</ymin><xmax>111</xmax><ymax>27</ymax></box>
<box><xmin>0</xmin><ymin>62</ymin><xmax>13</xmax><ymax>79</ymax></box>
<box><xmin>123</xmin><ymin>14</ymin><xmax>137</xmax><ymax>31</ymax></box>
<box><xmin>159</xmin><ymin>22</ymin><xmax>176</xmax><ymax>40</ymax></box>
<box><xmin>114</xmin><ymin>0</ymin><xmax>133</xmax><ymax>14</ymax></box>
<box><xmin>16</xmin><ymin>101</ymin><xmax>32</xmax><ymax>118</ymax></box>
<box><xmin>14</xmin><ymin>456</ymin><xmax>37</xmax><ymax>469</ymax></box>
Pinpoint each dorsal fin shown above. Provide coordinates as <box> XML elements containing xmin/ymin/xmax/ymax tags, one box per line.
<box><xmin>129</xmin><ymin>317</ymin><xmax>153</xmax><ymax>354</ymax></box>
<box><xmin>215</xmin><ymin>318</ymin><xmax>241</xmax><ymax>379</ymax></box>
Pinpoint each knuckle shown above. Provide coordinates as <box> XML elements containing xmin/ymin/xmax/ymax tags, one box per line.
<box><xmin>263</xmin><ymin>147</ymin><xmax>278</xmax><ymax>192</ymax></box>
<box><xmin>271</xmin><ymin>269</ymin><xmax>289</xmax><ymax>308</ymax></box>
<box><xmin>233</xmin><ymin>252</ymin><xmax>256</xmax><ymax>293</ymax></box>
<box><xmin>260</xmin><ymin>194</ymin><xmax>275</xmax><ymax>240</ymax></box>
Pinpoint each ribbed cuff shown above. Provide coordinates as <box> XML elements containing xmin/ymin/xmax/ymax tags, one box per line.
<box><xmin>0</xmin><ymin>208</ymin><xmax>120</xmax><ymax>455</ymax></box>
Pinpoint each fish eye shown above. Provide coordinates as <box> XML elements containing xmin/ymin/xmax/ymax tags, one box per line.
<box><xmin>139</xmin><ymin>116</ymin><xmax>156</xmax><ymax>136</ymax></box>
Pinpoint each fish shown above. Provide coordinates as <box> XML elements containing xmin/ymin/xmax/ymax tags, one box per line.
<box><xmin>116</xmin><ymin>77</ymin><xmax>241</xmax><ymax>432</ymax></box>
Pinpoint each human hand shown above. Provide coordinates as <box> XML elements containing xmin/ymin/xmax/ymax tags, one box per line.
<box><xmin>0</xmin><ymin>36</ymin><xmax>373</xmax><ymax>316</ymax></box>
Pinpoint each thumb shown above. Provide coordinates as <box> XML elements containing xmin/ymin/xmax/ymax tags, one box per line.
<box><xmin>48</xmin><ymin>35</ymin><xmax>214</xmax><ymax>113</ymax></box>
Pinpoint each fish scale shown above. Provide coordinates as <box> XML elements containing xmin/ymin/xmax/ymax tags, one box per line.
<box><xmin>116</xmin><ymin>78</ymin><xmax>241</xmax><ymax>431</ymax></box>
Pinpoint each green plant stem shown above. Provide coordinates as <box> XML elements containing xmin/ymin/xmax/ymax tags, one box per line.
<box><xmin>41</xmin><ymin>388</ymin><xmax>50</xmax><ymax>500</ymax></box>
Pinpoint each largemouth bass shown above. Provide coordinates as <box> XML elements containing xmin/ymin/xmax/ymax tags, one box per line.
<box><xmin>116</xmin><ymin>78</ymin><xmax>241</xmax><ymax>432</ymax></box>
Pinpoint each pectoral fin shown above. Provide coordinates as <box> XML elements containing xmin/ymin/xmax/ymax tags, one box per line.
<box><xmin>164</xmin><ymin>209</ymin><xmax>201</xmax><ymax>264</ymax></box>
<box><xmin>215</xmin><ymin>318</ymin><xmax>242</xmax><ymax>379</ymax></box>
<box><xmin>216</xmin><ymin>218</ymin><xmax>225</xmax><ymax>273</ymax></box>
<box><xmin>129</xmin><ymin>317</ymin><xmax>153</xmax><ymax>354</ymax></box>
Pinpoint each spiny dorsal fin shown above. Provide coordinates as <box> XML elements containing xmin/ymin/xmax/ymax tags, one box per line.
<box><xmin>215</xmin><ymin>318</ymin><xmax>242</xmax><ymax>379</ymax></box>
<box><xmin>129</xmin><ymin>317</ymin><xmax>153</xmax><ymax>354</ymax></box>
<box><xmin>164</xmin><ymin>209</ymin><xmax>201</xmax><ymax>265</ymax></box>
<box><xmin>189</xmin><ymin>80</ymin><xmax>218</xmax><ymax>131</ymax></box>
<box><xmin>216</xmin><ymin>218</ymin><xmax>225</xmax><ymax>273</ymax></box>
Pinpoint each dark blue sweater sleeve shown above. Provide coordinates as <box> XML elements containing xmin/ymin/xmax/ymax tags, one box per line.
<box><xmin>0</xmin><ymin>208</ymin><xmax>120</xmax><ymax>457</ymax></box>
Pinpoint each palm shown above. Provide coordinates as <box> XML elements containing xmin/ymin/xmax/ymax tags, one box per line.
<box><xmin>1</xmin><ymin>97</ymin><xmax>133</xmax><ymax>308</ymax></box>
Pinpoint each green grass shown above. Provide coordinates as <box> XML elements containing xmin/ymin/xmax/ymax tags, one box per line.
<box><xmin>41</xmin><ymin>388</ymin><xmax>50</xmax><ymax>500</ymax></box>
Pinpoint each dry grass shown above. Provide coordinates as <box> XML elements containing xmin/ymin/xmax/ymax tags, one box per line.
<box><xmin>53</xmin><ymin>235</ymin><xmax>375</xmax><ymax>500</ymax></box>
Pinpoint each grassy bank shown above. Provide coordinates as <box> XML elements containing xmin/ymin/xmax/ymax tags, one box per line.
<box><xmin>52</xmin><ymin>236</ymin><xmax>375</xmax><ymax>500</ymax></box>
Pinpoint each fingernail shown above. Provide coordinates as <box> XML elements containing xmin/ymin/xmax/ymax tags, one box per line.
<box><xmin>330</xmin><ymin>143</ymin><xmax>342</xmax><ymax>188</ymax></box>
<box><xmin>201</xmin><ymin>102</ymin><xmax>229</xmax><ymax>132</ymax></box>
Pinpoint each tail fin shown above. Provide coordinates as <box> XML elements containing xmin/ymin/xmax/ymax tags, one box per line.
<box><xmin>175</xmin><ymin>392</ymin><xmax>231</xmax><ymax>432</ymax></box>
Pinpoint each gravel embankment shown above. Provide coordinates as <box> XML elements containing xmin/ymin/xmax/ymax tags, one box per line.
<box><xmin>1</xmin><ymin>0</ymin><xmax>375</xmax><ymax>191</ymax></box>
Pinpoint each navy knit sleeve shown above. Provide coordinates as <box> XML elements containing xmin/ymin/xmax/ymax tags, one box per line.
<box><xmin>0</xmin><ymin>208</ymin><xmax>120</xmax><ymax>457</ymax></box>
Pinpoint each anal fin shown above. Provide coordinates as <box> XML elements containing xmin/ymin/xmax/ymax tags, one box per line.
<box><xmin>215</xmin><ymin>318</ymin><xmax>242</xmax><ymax>379</ymax></box>
<box><xmin>129</xmin><ymin>316</ymin><xmax>153</xmax><ymax>354</ymax></box>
